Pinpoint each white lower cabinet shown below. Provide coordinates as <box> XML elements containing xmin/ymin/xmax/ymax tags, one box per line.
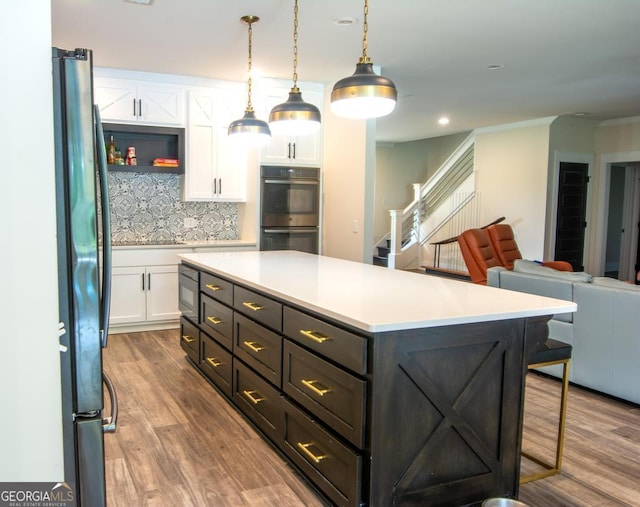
<box><xmin>110</xmin><ymin>265</ymin><xmax>180</xmax><ymax>326</ymax></box>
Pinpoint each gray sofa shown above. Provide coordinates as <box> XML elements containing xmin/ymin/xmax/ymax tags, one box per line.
<box><xmin>488</xmin><ymin>262</ymin><xmax>640</xmax><ymax>405</ymax></box>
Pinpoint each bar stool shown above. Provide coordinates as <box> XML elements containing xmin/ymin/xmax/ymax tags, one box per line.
<box><xmin>520</xmin><ymin>338</ymin><xmax>572</xmax><ymax>484</ymax></box>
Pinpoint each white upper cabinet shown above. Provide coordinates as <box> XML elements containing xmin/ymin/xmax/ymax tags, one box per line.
<box><xmin>182</xmin><ymin>87</ymin><xmax>248</xmax><ymax>202</ymax></box>
<box><xmin>260</xmin><ymin>85</ymin><xmax>323</xmax><ymax>167</ymax></box>
<box><xmin>94</xmin><ymin>76</ymin><xmax>185</xmax><ymax>126</ymax></box>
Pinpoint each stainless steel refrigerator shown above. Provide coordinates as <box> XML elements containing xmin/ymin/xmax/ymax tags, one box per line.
<box><xmin>52</xmin><ymin>47</ymin><xmax>117</xmax><ymax>507</ymax></box>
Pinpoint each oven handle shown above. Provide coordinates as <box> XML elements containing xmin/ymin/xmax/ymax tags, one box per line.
<box><xmin>263</xmin><ymin>228</ymin><xmax>318</xmax><ymax>234</ymax></box>
<box><xmin>263</xmin><ymin>179</ymin><xmax>318</xmax><ymax>185</ymax></box>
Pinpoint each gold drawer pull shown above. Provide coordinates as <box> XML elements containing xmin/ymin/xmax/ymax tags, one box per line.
<box><xmin>242</xmin><ymin>390</ymin><xmax>265</xmax><ymax>405</ymax></box>
<box><xmin>243</xmin><ymin>341</ymin><xmax>265</xmax><ymax>353</ymax></box>
<box><xmin>301</xmin><ymin>379</ymin><xmax>331</xmax><ymax>397</ymax></box>
<box><xmin>207</xmin><ymin>316</ymin><xmax>223</xmax><ymax>325</ymax></box>
<box><xmin>296</xmin><ymin>442</ymin><xmax>327</xmax><ymax>464</ymax></box>
<box><xmin>300</xmin><ymin>329</ymin><xmax>330</xmax><ymax>343</ymax></box>
<box><xmin>242</xmin><ymin>301</ymin><xmax>264</xmax><ymax>311</ymax></box>
<box><xmin>206</xmin><ymin>357</ymin><xmax>222</xmax><ymax>368</ymax></box>
<box><xmin>182</xmin><ymin>335</ymin><xmax>196</xmax><ymax>343</ymax></box>
<box><xmin>206</xmin><ymin>283</ymin><xmax>221</xmax><ymax>291</ymax></box>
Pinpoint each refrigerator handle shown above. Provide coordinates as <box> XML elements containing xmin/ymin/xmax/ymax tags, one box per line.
<box><xmin>102</xmin><ymin>371</ymin><xmax>118</xmax><ymax>433</ymax></box>
<box><xmin>94</xmin><ymin>106</ymin><xmax>112</xmax><ymax>348</ymax></box>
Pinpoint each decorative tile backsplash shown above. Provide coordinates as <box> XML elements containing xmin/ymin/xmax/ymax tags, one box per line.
<box><xmin>106</xmin><ymin>172</ymin><xmax>238</xmax><ymax>243</ymax></box>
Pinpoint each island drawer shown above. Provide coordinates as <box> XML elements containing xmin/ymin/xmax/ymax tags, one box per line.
<box><xmin>283</xmin><ymin>307</ymin><xmax>368</xmax><ymax>375</ymax></box>
<box><xmin>200</xmin><ymin>293</ymin><xmax>233</xmax><ymax>351</ymax></box>
<box><xmin>180</xmin><ymin>317</ymin><xmax>200</xmax><ymax>364</ymax></box>
<box><xmin>233</xmin><ymin>359</ymin><xmax>283</xmax><ymax>446</ymax></box>
<box><xmin>282</xmin><ymin>400</ymin><xmax>362</xmax><ymax>507</ymax></box>
<box><xmin>200</xmin><ymin>272</ymin><xmax>233</xmax><ymax>306</ymax></box>
<box><xmin>200</xmin><ymin>331</ymin><xmax>232</xmax><ymax>398</ymax></box>
<box><xmin>283</xmin><ymin>340</ymin><xmax>366</xmax><ymax>448</ymax></box>
<box><xmin>234</xmin><ymin>286</ymin><xmax>283</xmax><ymax>332</ymax></box>
<box><xmin>234</xmin><ymin>312</ymin><xmax>282</xmax><ymax>388</ymax></box>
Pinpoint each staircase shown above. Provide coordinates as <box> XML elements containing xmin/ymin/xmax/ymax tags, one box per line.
<box><xmin>376</xmin><ymin>133</ymin><xmax>479</xmax><ymax>271</ymax></box>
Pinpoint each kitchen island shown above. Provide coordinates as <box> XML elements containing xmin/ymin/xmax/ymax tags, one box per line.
<box><xmin>178</xmin><ymin>251</ymin><xmax>575</xmax><ymax>506</ymax></box>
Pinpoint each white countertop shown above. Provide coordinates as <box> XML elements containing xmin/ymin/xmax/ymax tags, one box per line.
<box><xmin>178</xmin><ymin>251</ymin><xmax>576</xmax><ymax>333</ymax></box>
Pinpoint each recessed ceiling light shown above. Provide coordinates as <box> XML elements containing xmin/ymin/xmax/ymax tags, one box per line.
<box><xmin>486</xmin><ymin>64</ymin><xmax>504</xmax><ymax>70</ymax></box>
<box><xmin>333</xmin><ymin>17</ymin><xmax>358</xmax><ymax>26</ymax></box>
<box><xmin>573</xmin><ymin>112</ymin><xmax>590</xmax><ymax>116</ymax></box>
<box><xmin>123</xmin><ymin>0</ymin><xmax>154</xmax><ymax>5</ymax></box>
<box><xmin>438</xmin><ymin>117</ymin><xmax>450</xmax><ymax>125</ymax></box>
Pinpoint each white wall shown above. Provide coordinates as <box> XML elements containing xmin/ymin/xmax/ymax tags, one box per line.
<box><xmin>321</xmin><ymin>94</ymin><xmax>370</xmax><ymax>262</ymax></box>
<box><xmin>0</xmin><ymin>0</ymin><xmax>64</xmax><ymax>480</ymax></box>
<box><xmin>473</xmin><ymin>119</ymin><xmax>555</xmax><ymax>260</ymax></box>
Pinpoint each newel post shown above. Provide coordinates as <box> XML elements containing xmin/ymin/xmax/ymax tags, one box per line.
<box><xmin>388</xmin><ymin>210</ymin><xmax>403</xmax><ymax>269</ymax></box>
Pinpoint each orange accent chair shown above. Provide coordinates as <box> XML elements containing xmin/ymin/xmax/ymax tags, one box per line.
<box><xmin>487</xmin><ymin>223</ymin><xmax>573</xmax><ymax>272</ymax></box>
<box><xmin>458</xmin><ymin>224</ymin><xmax>573</xmax><ymax>285</ymax></box>
<box><xmin>457</xmin><ymin>228</ymin><xmax>503</xmax><ymax>284</ymax></box>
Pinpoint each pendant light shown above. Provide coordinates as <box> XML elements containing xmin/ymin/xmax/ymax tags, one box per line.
<box><xmin>330</xmin><ymin>0</ymin><xmax>397</xmax><ymax>119</ymax></box>
<box><xmin>269</xmin><ymin>0</ymin><xmax>321</xmax><ymax>136</ymax></box>
<box><xmin>228</xmin><ymin>15</ymin><xmax>271</xmax><ymax>147</ymax></box>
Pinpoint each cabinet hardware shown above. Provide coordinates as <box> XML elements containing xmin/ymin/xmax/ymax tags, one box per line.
<box><xmin>287</xmin><ymin>142</ymin><xmax>292</xmax><ymax>159</ymax></box>
<box><xmin>141</xmin><ymin>273</ymin><xmax>145</xmax><ymax>291</ymax></box>
<box><xmin>292</xmin><ymin>142</ymin><xmax>296</xmax><ymax>159</ymax></box>
<box><xmin>243</xmin><ymin>341</ymin><xmax>265</xmax><ymax>353</ymax></box>
<box><xmin>296</xmin><ymin>442</ymin><xmax>327</xmax><ymax>464</ymax></box>
<box><xmin>182</xmin><ymin>335</ymin><xmax>195</xmax><ymax>343</ymax></box>
<box><xmin>213</xmin><ymin>178</ymin><xmax>217</xmax><ymax>195</ymax></box>
<box><xmin>301</xmin><ymin>379</ymin><xmax>332</xmax><ymax>396</ymax></box>
<box><xmin>138</xmin><ymin>99</ymin><xmax>142</xmax><ymax>117</ymax></box>
<box><xmin>205</xmin><ymin>283</ymin><xmax>221</xmax><ymax>291</ymax></box>
<box><xmin>219</xmin><ymin>177</ymin><xmax>222</xmax><ymax>195</ymax></box>
<box><xmin>207</xmin><ymin>316</ymin><xmax>223</xmax><ymax>325</ymax></box>
<box><xmin>206</xmin><ymin>357</ymin><xmax>222</xmax><ymax>368</ymax></box>
<box><xmin>299</xmin><ymin>329</ymin><xmax>330</xmax><ymax>344</ymax></box>
<box><xmin>132</xmin><ymin>98</ymin><xmax>136</xmax><ymax>117</ymax></box>
<box><xmin>242</xmin><ymin>301</ymin><xmax>264</xmax><ymax>311</ymax></box>
<box><xmin>242</xmin><ymin>390</ymin><xmax>265</xmax><ymax>405</ymax></box>
<box><xmin>148</xmin><ymin>273</ymin><xmax>151</xmax><ymax>290</ymax></box>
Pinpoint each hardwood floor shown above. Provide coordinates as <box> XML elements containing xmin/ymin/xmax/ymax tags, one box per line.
<box><xmin>103</xmin><ymin>329</ymin><xmax>640</xmax><ymax>506</ymax></box>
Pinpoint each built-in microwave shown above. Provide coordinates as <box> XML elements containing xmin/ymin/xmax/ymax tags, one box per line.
<box><xmin>178</xmin><ymin>264</ymin><xmax>198</xmax><ymax>320</ymax></box>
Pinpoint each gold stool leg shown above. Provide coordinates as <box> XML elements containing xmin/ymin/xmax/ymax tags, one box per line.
<box><xmin>520</xmin><ymin>359</ymin><xmax>570</xmax><ymax>484</ymax></box>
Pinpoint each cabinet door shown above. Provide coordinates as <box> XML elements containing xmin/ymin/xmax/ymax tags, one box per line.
<box><xmin>214</xmin><ymin>88</ymin><xmax>247</xmax><ymax>201</ymax></box>
<box><xmin>184</xmin><ymin>87</ymin><xmax>247</xmax><ymax>202</ymax></box>
<box><xmin>137</xmin><ymin>83</ymin><xmax>185</xmax><ymax>125</ymax></box>
<box><xmin>94</xmin><ymin>77</ymin><xmax>185</xmax><ymax>126</ymax></box>
<box><xmin>184</xmin><ymin>88</ymin><xmax>216</xmax><ymax>200</ymax></box>
<box><xmin>109</xmin><ymin>266</ymin><xmax>147</xmax><ymax>325</ymax></box>
<box><xmin>261</xmin><ymin>87</ymin><xmax>322</xmax><ymax>167</ymax></box>
<box><xmin>146</xmin><ymin>265</ymin><xmax>181</xmax><ymax>322</ymax></box>
<box><xmin>94</xmin><ymin>77</ymin><xmax>138</xmax><ymax>123</ymax></box>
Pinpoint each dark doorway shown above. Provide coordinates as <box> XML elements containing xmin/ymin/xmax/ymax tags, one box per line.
<box><xmin>554</xmin><ymin>162</ymin><xmax>589</xmax><ymax>271</ymax></box>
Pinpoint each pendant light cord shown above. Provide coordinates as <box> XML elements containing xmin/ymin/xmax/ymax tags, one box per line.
<box><xmin>292</xmin><ymin>0</ymin><xmax>299</xmax><ymax>91</ymax></box>
<box><xmin>246</xmin><ymin>19</ymin><xmax>255</xmax><ymax>112</ymax></box>
<box><xmin>360</xmin><ymin>0</ymin><xmax>371</xmax><ymax>64</ymax></box>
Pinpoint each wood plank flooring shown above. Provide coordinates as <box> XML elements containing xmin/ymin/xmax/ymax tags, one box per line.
<box><xmin>103</xmin><ymin>329</ymin><xmax>640</xmax><ymax>506</ymax></box>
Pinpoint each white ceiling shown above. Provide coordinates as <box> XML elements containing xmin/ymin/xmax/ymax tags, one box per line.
<box><xmin>51</xmin><ymin>0</ymin><xmax>640</xmax><ymax>143</ymax></box>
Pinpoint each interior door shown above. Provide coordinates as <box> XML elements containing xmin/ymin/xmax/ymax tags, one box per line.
<box><xmin>554</xmin><ymin>162</ymin><xmax>589</xmax><ymax>271</ymax></box>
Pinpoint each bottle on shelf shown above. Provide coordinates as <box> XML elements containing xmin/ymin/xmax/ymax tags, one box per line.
<box><xmin>107</xmin><ymin>134</ymin><xmax>116</xmax><ymax>164</ymax></box>
<box><xmin>126</xmin><ymin>146</ymin><xmax>137</xmax><ymax>166</ymax></box>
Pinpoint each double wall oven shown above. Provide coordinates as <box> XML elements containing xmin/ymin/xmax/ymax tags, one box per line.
<box><xmin>260</xmin><ymin>166</ymin><xmax>320</xmax><ymax>254</ymax></box>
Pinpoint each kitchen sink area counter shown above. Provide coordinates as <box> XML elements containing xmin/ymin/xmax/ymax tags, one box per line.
<box><xmin>178</xmin><ymin>250</ymin><xmax>574</xmax><ymax>506</ymax></box>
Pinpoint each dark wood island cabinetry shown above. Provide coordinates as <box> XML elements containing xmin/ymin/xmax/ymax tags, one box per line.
<box><xmin>177</xmin><ymin>251</ymin><xmax>574</xmax><ymax>506</ymax></box>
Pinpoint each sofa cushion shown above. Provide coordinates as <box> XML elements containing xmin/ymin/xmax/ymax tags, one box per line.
<box><xmin>513</xmin><ymin>259</ymin><xmax>592</xmax><ymax>282</ymax></box>
<box><xmin>592</xmin><ymin>277</ymin><xmax>640</xmax><ymax>291</ymax></box>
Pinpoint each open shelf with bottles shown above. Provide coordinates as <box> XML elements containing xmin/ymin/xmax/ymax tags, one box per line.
<box><xmin>102</xmin><ymin>123</ymin><xmax>185</xmax><ymax>174</ymax></box>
